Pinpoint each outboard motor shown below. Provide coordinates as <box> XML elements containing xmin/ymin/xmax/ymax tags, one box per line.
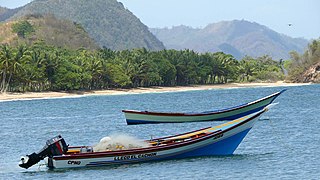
<box><xmin>19</xmin><ymin>135</ymin><xmax>68</xmax><ymax>169</ymax></box>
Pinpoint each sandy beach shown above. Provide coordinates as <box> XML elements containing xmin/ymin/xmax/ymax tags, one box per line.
<box><xmin>0</xmin><ymin>81</ymin><xmax>311</xmax><ymax>101</ymax></box>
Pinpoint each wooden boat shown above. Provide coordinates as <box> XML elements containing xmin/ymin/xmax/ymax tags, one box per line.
<box><xmin>122</xmin><ymin>90</ymin><xmax>286</xmax><ymax>125</ymax></box>
<box><xmin>19</xmin><ymin>107</ymin><xmax>269</xmax><ymax>169</ymax></box>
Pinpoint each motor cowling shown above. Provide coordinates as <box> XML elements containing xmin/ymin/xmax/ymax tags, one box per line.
<box><xmin>19</xmin><ymin>135</ymin><xmax>68</xmax><ymax>169</ymax></box>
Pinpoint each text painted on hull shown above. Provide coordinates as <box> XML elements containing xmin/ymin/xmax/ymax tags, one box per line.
<box><xmin>114</xmin><ymin>153</ymin><xmax>157</xmax><ymax>161</ymax></box>
<box><xmin>68</xmin><ymin>160</ymin><xmax>81</xmax><ymax>165</ymax></box>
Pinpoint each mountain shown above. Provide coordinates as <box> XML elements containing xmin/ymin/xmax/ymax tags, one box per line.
<box><xmin>0</xmin><ymin>15</ymin><xmax>99</xmax><ymax>49</ymax></box>
<box><xmin>0</xmin><ymin>6</ymin><xmax>9</xmax><ymax>20</ymax></box>
<box><xmin>0</xmin><ymin>0</ymin><xmax>165</xmax><ymax>51</ymax></box>
<box><xmin>150</xmin><ymin>20</ymin><xmax>309</xmax><ymax>59</ymax></box>
<box><xmin>0</xmin><ymin>6</ymin><xmax>22</xmax><ymax>22</ymax></box>
<box><xmin>0</xmin><ymin>7</ymin><xmax>7</xmax><ymax>14</ymax></box>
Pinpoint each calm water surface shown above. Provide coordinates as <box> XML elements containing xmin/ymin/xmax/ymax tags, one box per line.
<box><xmin>0</xmin><ymin>85</ymin><xmax>319</xmax><ymax>179</ymax></box>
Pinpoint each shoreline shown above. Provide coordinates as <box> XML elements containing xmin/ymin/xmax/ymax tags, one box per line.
<box><xmin>0</xmin><ymin>81</ymin><xmax>311</xmax><ymax>101</ymax></box>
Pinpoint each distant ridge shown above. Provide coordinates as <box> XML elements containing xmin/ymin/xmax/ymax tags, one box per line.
<box><xmin>0</xmin><ymin>6</ymin><xmax>22</xmax><ymax>21</ymax></box>
<box><xmin>150</xmin><ymin>20</ymin><xmax>309</xmax><ymax>59</ymax></box>
<box><xmin>0</xmin><ymin>0</ymin><xmax>165</xmax><ymax>51</ymax></box>
<box><xmin>0</xmin><ymin>6</ymin><xmax>7</xmax><ymax>15</ymax></box>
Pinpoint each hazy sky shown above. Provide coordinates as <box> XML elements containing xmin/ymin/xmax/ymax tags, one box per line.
<box><xmin>1</xmin><ymin>0</ymin><xmax>319</xmax><ymax>39</ymax></box>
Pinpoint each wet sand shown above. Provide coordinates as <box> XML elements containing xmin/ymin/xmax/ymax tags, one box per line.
<box><xmin>0</xmin><ymin>81</ymin><xmax>311</xmax><ymax>101</ymax></box>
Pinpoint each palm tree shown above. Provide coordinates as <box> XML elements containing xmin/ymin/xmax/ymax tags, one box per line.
<box><xmin>238</xmin><ymin>56</ymin><xmax>257</xmax><ymax>82</ymax></box>
<box><xmin>0</xmin><ymin>44</ymin><xmax>30</xmax><ymax>92</ymax></box>
<box><xmin>210</xmin><ymin>52</ymin><xmax>227</xmax><ymax>84</ymax></box>
<box><xmin>0</xmin><ymin>44</ymin><xmax>12</xmax><ymax>92</ymax></box>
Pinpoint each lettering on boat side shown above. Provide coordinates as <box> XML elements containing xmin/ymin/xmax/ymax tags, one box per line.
<box><xmin>114</xmin><ymin>153</ymin><xmax>157</xmax><ymax>161</ymax></box>
<box><xmin>214</xmin><ymin>133</ymin><xmax>223</xmax><ymax>140</ymax></box>
<box><xmin>67</xmin><ymin>160</ymin><xmax>81</xmax><ymax>165</ymax></box>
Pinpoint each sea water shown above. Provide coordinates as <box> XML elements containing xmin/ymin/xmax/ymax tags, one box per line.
<box><xmin>0</xmin><ymin>84</ymin><xmax>319</xmax><ymax>179</ymax></box>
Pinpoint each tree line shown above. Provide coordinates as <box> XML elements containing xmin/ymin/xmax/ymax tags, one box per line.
<box><xmin>286</xmin><ymin>38</ymin><xmax>320</xmax><ymax>82</ymax></box>
<box><xmin>0</xmin><ymin>41</ymin><xmax>284</xmax><ymax>93</ymax></box>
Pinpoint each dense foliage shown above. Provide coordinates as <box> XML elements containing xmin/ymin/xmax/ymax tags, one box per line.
<box><xmin>0</xmin><ymin>42</ymin><xmax>284</xmax><ymax>93</ymax></box>
<box><xmin>286</xmin><ymin>38</ymin><xmax>320</xmax><ymax>82</ymax></box>
<box><xmin>12</xmin><ymin>20</ymin><xmax>34</xmax><ymax>38</ymax></box>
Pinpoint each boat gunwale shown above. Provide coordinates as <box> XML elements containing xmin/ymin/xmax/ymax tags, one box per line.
<box><xmin>53</xmin><ymin>110</ymin><xmax>264</xmax><ymax>160</ymax></box>
<box><xmin>149</xmin><ymin>126</ymin><xmax>212</xmax><ymax>141</ymax></box>
<box><xmin>122</xmin><ymin>90</ymin><xmax>285</xmax><ymax>117</ymax></box>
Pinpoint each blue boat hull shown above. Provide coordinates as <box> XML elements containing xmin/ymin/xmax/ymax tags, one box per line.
<box><xmin>174</xmin><ymin>128</ymin><xmax>251</xmax><ymax>158</ymax></box>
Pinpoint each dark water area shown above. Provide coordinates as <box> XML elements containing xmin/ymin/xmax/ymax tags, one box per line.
<box><xmin>0</xmin><ymin>84</ymin><xmax>319</xmax><ymax>179</ymax></box>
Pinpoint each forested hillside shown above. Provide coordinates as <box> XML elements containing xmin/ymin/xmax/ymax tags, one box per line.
<box><xmin>1</xmin><ymin>0</ymin><xmax>164</xmax><ymax>51</ymax></box>
<box><xmin>286</xmin><ymin>38</ymin><xmax>320</xmax><ymax>83</ymax></box>
<box><xmin>150</xmin><ymin>20</ymin><xmax>308</xmax><ymax>59</ymax></box>
<box><xmin>0</xmin><ymin>15</ymin><xmax>99</xmax><ymax>50</ymax></box>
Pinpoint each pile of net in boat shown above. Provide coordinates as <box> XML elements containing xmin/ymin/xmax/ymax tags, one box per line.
<box><xmin>93</xmin><ymin>134</ymin><xmax>150</xmax><ymax>152</ymax></box>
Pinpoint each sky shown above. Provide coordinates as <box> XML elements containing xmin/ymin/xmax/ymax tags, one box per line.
<box><xmin>0</xmin><ymin>0</ymin><xmax>319</xmax><ymax>40</ymax></box>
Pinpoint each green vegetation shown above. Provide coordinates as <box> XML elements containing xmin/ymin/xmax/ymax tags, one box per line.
<box><xmin>12</xmin><ymin>20</ymin><xmax>34</xmax><ymax>38</ymax></box>
<box><xmin>0</xmin><ymin>42</ymin><xmax>284</xmax><ymax>93</ymax></box>
<box><xmin>286</xmin><ymin>38</ymin><xmax>320</xmax><ymax>82</ymax></box>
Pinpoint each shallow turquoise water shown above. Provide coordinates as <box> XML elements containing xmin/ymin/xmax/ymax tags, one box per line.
<box><xmin>0</xmin><ymin>84</ymin><xmax>319</xmax><ymax>179</ymax></box>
